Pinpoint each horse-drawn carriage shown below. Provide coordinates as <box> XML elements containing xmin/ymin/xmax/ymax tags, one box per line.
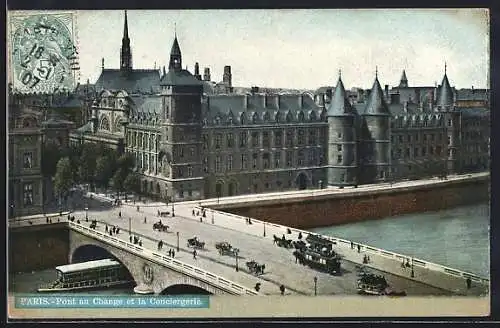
<box><xmin>153</xmin><ymin>221</ymin><xmax>169</xmax><ymax>232</ymax></box>
<box><xmin>292</xmin><ymin>240</ymin><xmax>307</xmax><ymax>250</ymax></box>
<box><xmin>246</xmin><ymin>260</ymin><xmax>265</xmax><ymax>275</ymax></box>
<box><xmin>273</xmin><ymin>235</ymin><xmax>294</xmax><ymax>248</ymax></box>
<box><xmin>357</xmin><ymin>273</ymin><xmax>389</xmax><ymax>295</ymax></box>
<box><xmin>187</xmin><ymin>237</ymin><xmax>205</xmax><ymax>249</ymax></box>
<box><xmin>215</xmin><ymin>242</ymin><xmax>239</xmax><ymax>256</ymax></box>
<box><xmin>89</xmin><ymin>220</ymin><xmax>97</xmax><ymax>229</ymax></box>
<box><xmin>294</xmin><ymin>248</ymin><xmax>342</xmax><ymax>275</ymax></box>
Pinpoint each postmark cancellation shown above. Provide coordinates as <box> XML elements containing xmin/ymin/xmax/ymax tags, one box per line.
<box><xmin>8</xmin><ymin>11</ymin><xmax>80</xmax><ymax>94</ymax></box>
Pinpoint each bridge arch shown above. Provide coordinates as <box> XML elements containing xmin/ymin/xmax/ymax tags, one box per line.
<box><xmin>159</xmin><ymin>284</ymin><xmax>213</xmax><ymax>295</ymax></box>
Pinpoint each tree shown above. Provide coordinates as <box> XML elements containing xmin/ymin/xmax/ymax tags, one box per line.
<box><xmin>78</xmin><ymin>143</ymin><xmax>98</xmax><ymax>190</ymax></box>
<box><xmin>117</xmin><ymin>153</ymin><xmax>135</xmax><ymax>173</ymax></box>
<box><xmin>53</xmin><ymin>157</ymin><xmax>73</xmax><ymax>207</ymax></box>
<box><xmin>111</xmin><ymin>168</ymin><xmax>126</xmax><ymax>198</ymax></box>
<box><xmin>124</xmin><ymin>173</ymin><xmax>141</xmax><ymax>198</ymax></box>
<box><xmin>41</xmin><ymin>142</ymin><xmax>62</xmax><ymax>177</ymax></box>
<box><xmin>95</xmin><ymin>156</ymin><xmax>113</xmax><ymax>190</ymax></box>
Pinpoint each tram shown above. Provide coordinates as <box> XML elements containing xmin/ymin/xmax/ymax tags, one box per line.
<box><xmin>37</xmin><ymin>259</ymin><xmax>134</xmax><ymax>292</ymax></box>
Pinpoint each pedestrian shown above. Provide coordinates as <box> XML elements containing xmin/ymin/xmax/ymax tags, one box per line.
<box><xmin>255</xmin><ymin>283</ymin><xmax>261</xmax><ymax>292</ymax></box>
<box><xmin>130</xmin><ymin>235</ymin><xmax>133</xmax><ymax>243</ymax></box>
<box><xmin>137</xmin><ymin>206</ymin><xmax>140</xmax><ymax>212</ymax></box>
<box><xmin>200</xmin><ymin>217</ymin><xmax>203</xmax><ymax>223</ymax></box>
<box><xmin>351</xmin><ymin>241</ymin><xmax>354</xmax><ymax>249</ymax></box>
<box><xmin>192</xmin><ymin>209</ymin><xmax>195</xmax><ymax>216</ymax></box>
<box><xmin>172</xmin><ymin>250</ymin><xmax>175</xmax><ymax>258</ymax></box>
<box><xmin>105</xmin><ymin>225</ymin><xmax>108</xmax><ymax>233</ymax></box>
<box><xmin>109</xmin><ymin>230</ymin><xmax>112</xmax><ymax>236</ymax></box>
<box><xmin>168</xmin><ymin>249</ymin><xmax>172</xmax><ymax>256</ymax></box>
<box><xmin>139</xmin><ymin>240</ymin><xmax>142</xmax><ymax>247</ymax></box>
<box><xmin>116</xmin><ymin>227</ymin><xmax>120</xmax><ymax>234</ymax></box>
<box><xmin>203</xmin><ymin>210</ymin><xmax>206</xmax><ymax>218</ymax></box>
<box><xmin>193</xmin><ymin>250</ymin><xmax>197</xmax><ymax>259</ymax></box>
<box><xmin>67</xmin><ymin>214</ymin><xmax>70</xmax><ymax>220</ymax></box>
<box><xmin>112</xmin><ymin>226</ymin><xmax>116</xmax><ymax>234</ymax></box>
<box><xmin>298</xmin><ymin>232</ymin><xmax>302</xmax><ymax>240</ymax></box>
<box><xmin>144</xmin><ymin>216</ymin><xmax>147</xmax><ymax>224</ymax></box>
<box><xmin>46</xmin><ymin>217</ymin><xmax>49</xmax><ymax>223</ymax></box>
<box><xmin>280</xmin><ymin>284</ymin><xmax>285</xmax><ymax>296</ymax></box>
<box><xmin>77</xmin><ymin>219</ymin><xmax>80</xmax><ymax>224</ymax></box>
<box><xmin>119</xmin><ymin>211</ymin><xmax>122</xmax><ymax>218</ymax></box>
<box><xmin>357</xmin><ymin>244</ymin><xmax>361</xmax><ymax>253</ymax></box>
<box><xmin>466</xmin><ymin>277</ymin><xmax>472</xmax><ymax>289</ymax></box>
<box><xmin>294</xmin><ymin>252</ymin><xmax>298</xmax><ymax>263</ymax></box>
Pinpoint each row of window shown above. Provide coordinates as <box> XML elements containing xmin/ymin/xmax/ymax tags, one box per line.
<box><xmin>391</xmin><ymin>146</ymin><xmax>443</xmax><ymax>159</ymax></box>
<box><xmin>127</xmin><ymin>131</ymin><xmax>161</xmax><ymax>151</ymax></box>
<box><xmin>205</xmin><ymin>129</ymin><xmax>327</xmax><ymax>150</ymax></box>
<box><xmin>204</xmin><ymin>150</ymin><xmax>326</xmax><ymax>174</ymax></box>
<box><xmin>391</xmin><ymin>133</ymin><xmax>445</xmax><ymax>144</ymax></box>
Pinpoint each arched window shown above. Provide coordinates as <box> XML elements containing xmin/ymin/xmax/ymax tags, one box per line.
<box><xmin>252</xmin><ymin>112</ymin><xmax>259</xmax><ymax>124</ymax></box>
<box><xmin>240</xmin><ymin>113</ymin><xmax>246</xmax><ymax>125</ymax></box>
<box><xmin>100</xmin><ymin>116</ymin><xmax>110</xmax><ymax>131</ymax></box>
<box><xmin>309</xmin><ymin>111</ymin><xmax>317</xmax><ymax>121</ymax></box>
<box><xmin>215</xmin><ymin>115</ymin><xmax>221</xmax><ymax>125</ymax></box>
<box><xmin>275</xmin><ymin>111</ymin><xmax>281</xmax><ymax>123</ymax></box>
<box><xmin>263</xmin><ymin>111</ymin><xmax>270</xmax><ymax>122</ymax></box>
<box><xmin>227</xmin><ymin>112</ymin><xmax>234</xmax><ymax>125</ymax></box>
<box><xmin>298</xmin><ymin>111</ymin><xmax>305</xmax><ymax>122</ymax></box>
<box><xmin>286</xmin><ymin>111</ymin><xmax>293</xmax><ymax>123</ymax></box>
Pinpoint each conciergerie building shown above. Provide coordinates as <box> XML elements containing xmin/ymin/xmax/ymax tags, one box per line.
<box><xmin>70</xmin><ymin>11</ymin><xmax>490</xmax><ymax>202</ymax></box>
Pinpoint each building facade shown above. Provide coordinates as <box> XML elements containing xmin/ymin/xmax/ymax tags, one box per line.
<box><xmin>71</xmin><ymin>11</ymin><xmax>490</xmax><ymax>201</ymax></box>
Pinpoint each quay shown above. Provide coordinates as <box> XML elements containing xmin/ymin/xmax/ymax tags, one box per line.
<box><xmin>9</xmin><ymin>173</ymin><xmax>489</xmax><ymax>296</ymax></box>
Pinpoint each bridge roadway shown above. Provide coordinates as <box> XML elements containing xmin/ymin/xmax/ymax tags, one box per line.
<box><xmin>73</xmin><ymin>200</ymin><xmax>452</xmax><ymax>296</ymax></box>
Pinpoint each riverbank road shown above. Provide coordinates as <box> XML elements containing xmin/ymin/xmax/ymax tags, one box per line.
<box><xmin>74</xmin><ymin>202</ymin><xmax>451</xmax><ymax>297</ymax></box>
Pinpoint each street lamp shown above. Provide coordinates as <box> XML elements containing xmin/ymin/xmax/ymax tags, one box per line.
<box><xmin>211</xmin><ymin>210</ymin><xmax>214</xmax><ymax>224</ymax></box>
<box><xmin>129</xmin><ymin>217</ymin><xmax>132</xmax><ymax>237</ymax></box>
<box><xmin>314</xmin><ymin>277</ymin><xmax>318</xmax><ymax>296</ymax></box>
<box><xmin>85</xmin><ymin>207</ymin><xmax>88</xmax><ymax>222</ymax></box>
<box><xmin>263</xmin><ymin>221</ymin><xmax>266</xmax><ymax>237</ymax></box>
<box><xmin>171</xmin><ymin>196</ymin><xmax>175</xmax><ymax>217</ymax></box>
<box><xmin>235</xmin><ymin>249</ymin><xmax>239</xmax><ymax>272</ymax></box>
<box><xmin>176</xmin><ymin>231</ymin><xmax>180</xmax><ymax>252</ymax></box>
<box><xmin>411</xmin><ymin>257</ymin><xmax>415</xmax><ymax>278</ymax></box>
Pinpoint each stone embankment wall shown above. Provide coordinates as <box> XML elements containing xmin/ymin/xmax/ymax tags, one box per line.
<box><xmin>9</xmin><ymin>224</ymin><xmax>69</xmax><ymax>273</ymax></box>
<box><xmin>220</xmin><ymin>178</ymin><xmax>489</xmax><ymax>229</ymax></box>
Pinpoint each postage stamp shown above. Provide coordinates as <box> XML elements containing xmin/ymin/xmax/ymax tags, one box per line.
<box><xmin>8</xmin><ymin>11</ymin><xmax>79</xmax><ymax>93</ymax></box>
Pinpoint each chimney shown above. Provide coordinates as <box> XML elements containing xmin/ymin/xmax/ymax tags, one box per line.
<box><xmin>223</xmin><ymin>65</ymin><xmax>232</xmax><ymax>88</ymax></box>
<box><xmin>203</xmin><ymin>68</ymin><xmax>211</xmax><ymax>81</ymax></box>
<box><xmin>243</xmin><ymin>94</ymin><xmax>248</xmax><ymax>109</ymax></box>
<box><xmin>194</xmin><ymin>62</ymin><xmax>201</xmax><ymax>80</ymax></box>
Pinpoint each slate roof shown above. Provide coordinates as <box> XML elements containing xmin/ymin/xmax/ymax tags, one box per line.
<box><xmin>160</xmin><ymin>69</ymin><xmax>202</xmax><ymax>86</ymax></box>
<box><xmin>458</xmin><ymin>107</ymin><xmax>490</xmax><ymax>118</ymax></box>
<box><xmin>95</xmin><ymin>69</ymin><xmax>161</xmax><ymax>94</ymax></box>
<box><xmin>327</xmin><ymin>77</ymin><xmax>354</xmax><ymax>116</ymax></box>
<box><xmin>437</xmin><ymin>73</ymin><xmax>454</xmax><ymax>108</ymax></box>
<box><xmin>456</xmin><ymin>88</ymin><xmax>489</xmax><ymax>101</ymax></box>
<box><xmin>130</xmin><ymin>95</ymin><xmax>162</xmax><ymax>115</ymax></box>
<box><xmin>363</xmin><ymin>77</ymin><xmax>391</xmax><ymax>116</ymax></box>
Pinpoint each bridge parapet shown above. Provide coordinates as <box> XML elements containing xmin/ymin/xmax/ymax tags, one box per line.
<box><xmin>200</xmin><ymin>207</ymin><xmax>489</xmax><ymax>294</ymax></box>
<box><xmin>68</xmin><ymin>221</ymin><xmax>259</xmax><ymax>296</ymax></box>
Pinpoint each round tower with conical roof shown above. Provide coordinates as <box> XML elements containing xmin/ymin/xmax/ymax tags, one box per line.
<box><xmin>360</xmin><ymin>71</ymin><xmax>391</xmax><ymax>183</ymax></box>
<box><xmin>435</xmin><ymin>64</ymin><xmax>460</xmax><ymax>174</ymax></box>
<box><xmin>327</xmin><ymin>72</ymin><xmax>359</xmax><ymax>187</ymax></box>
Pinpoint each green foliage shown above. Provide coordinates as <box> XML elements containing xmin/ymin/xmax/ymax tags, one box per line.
<box><xmin>95</xmin><ymin>156</ymin><xmax>113</xmax><ymax>189</ymax></box>
<box><xmin>41</xmin><ymin>142</ymin><xmax>62</xmax><ymax>177</ymax></box>
<box><xmin>124</xmin><ymin>173</ymin><xmax>141</xmax><ymax>194</ymax></box>
<box><xmin>54</xmin><ymin>157</ymin><xmax>73</xmax><ymax>197</ymax></box>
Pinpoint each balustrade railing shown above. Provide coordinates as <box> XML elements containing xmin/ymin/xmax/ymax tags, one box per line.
<box><xmin>68</xmin><ymin>221</ymin><xmax>259</xmax><ymax>296</ymax></box>
<box><xmin>204</xmin><ymin>208</ymin><xmax>489</xmax><ymax>285</ymax></box>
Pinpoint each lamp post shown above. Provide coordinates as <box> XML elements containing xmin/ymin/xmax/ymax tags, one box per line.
<box><xmin>85</xmin><ymin>207</ymin><xmax>88</xmax><ymax>222</ymax></box>
<box><xmin>172</xmin><ymin>196</ymin><xmax>175</xmax><ymax>217</ymax></box>
<box><xmin>176</xmin><ymin>231</ymin><xmax>180</xmax><ymax>252</ymax></box>
<box><xmin>263</xmin><ymin>221</ymin><xmax>266</xmax><ymax>237</ymax></box>
<box><xmin>314</xmin><ymin>276</ymin><xmax>318</xmax><ymax>296</ymax></box>
<box><xmin>211</xmin><ymin>210</ymin><xmax>214</xmax><ymax>224</ymax></box>
<box><xmin>411</xmin><ymin>257</ymin><xmax>415</xmax><ymax>278</ymax></box>
<box><xmin>235</xmin><ymin>249</ymin><xmax>239</xmax><ymax>272</ymax></box>
<box><xmin>129</xmin><ymin>217</ymin><xmax>132</xmax><ymax>238</ymax></box>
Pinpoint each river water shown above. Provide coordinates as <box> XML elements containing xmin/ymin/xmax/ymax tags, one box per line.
<box><xmin>310</xmin><ymin>203</ymin><xmax>490</xmax><ymax>278</ymax></box>
<box><xmin>9</xmin><ymin>203</ymin><xmax>490</xmax><ymax>294</ymax></box>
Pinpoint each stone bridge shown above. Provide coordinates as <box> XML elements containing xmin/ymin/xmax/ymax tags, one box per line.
<box><xmin>68</xmin><ymin>222</ymin><xmax>259</xmax><ymax>296</ymax></box>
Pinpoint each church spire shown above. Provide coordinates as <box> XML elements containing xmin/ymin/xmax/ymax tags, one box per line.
<box><xmin>399</xmin><ymin>69</ymin><xmax>408</xmax><ymax>88</ymax></box>
<box><xmin>437</xmin><ymin>63</ymin><xmax>454</xmax><ymax>110</ymax></box>
<box><xmin>169</xmin><ymin>32</ymin><xmax>182</xmax><ymax>71</ymax></box>
<box><xmin>120</xmin><ymin>10</ymin><xmax>132</xmax><ymax>72</ymax></box>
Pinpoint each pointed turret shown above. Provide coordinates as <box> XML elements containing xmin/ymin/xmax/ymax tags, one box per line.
<box><xmin>364</xmin><ymin>72</ymin><xmax>390</xmax><ymax>115</ymax></box>
<box><xmin>399</xmin><ymin>69</ymin><xmax>408</xmax><ymax>88</ymax></box>
<box><xmin>327</xmin><ymin>73</ymin><xmax>354</xmax><ymax>116</ymax></box>
<box><xmin>120</xmin><ymin>10</ymin><xmax>132</xmax><ymax>71</ymax></box>
<box><xmin>169</xmin><ymin>35</ymin><xmax>182</xmax><ymax>71</ymax></box>
<box><xmin>437</xmin><ymin>64</ymin><xmax>454</xmax><ymax>109</ymax></box>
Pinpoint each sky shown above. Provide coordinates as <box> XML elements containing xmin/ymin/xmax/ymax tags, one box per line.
<box><xmin>17</xmin><ymin>9</ymin><xmax>491</xmax><ymax>90</ymax></box>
